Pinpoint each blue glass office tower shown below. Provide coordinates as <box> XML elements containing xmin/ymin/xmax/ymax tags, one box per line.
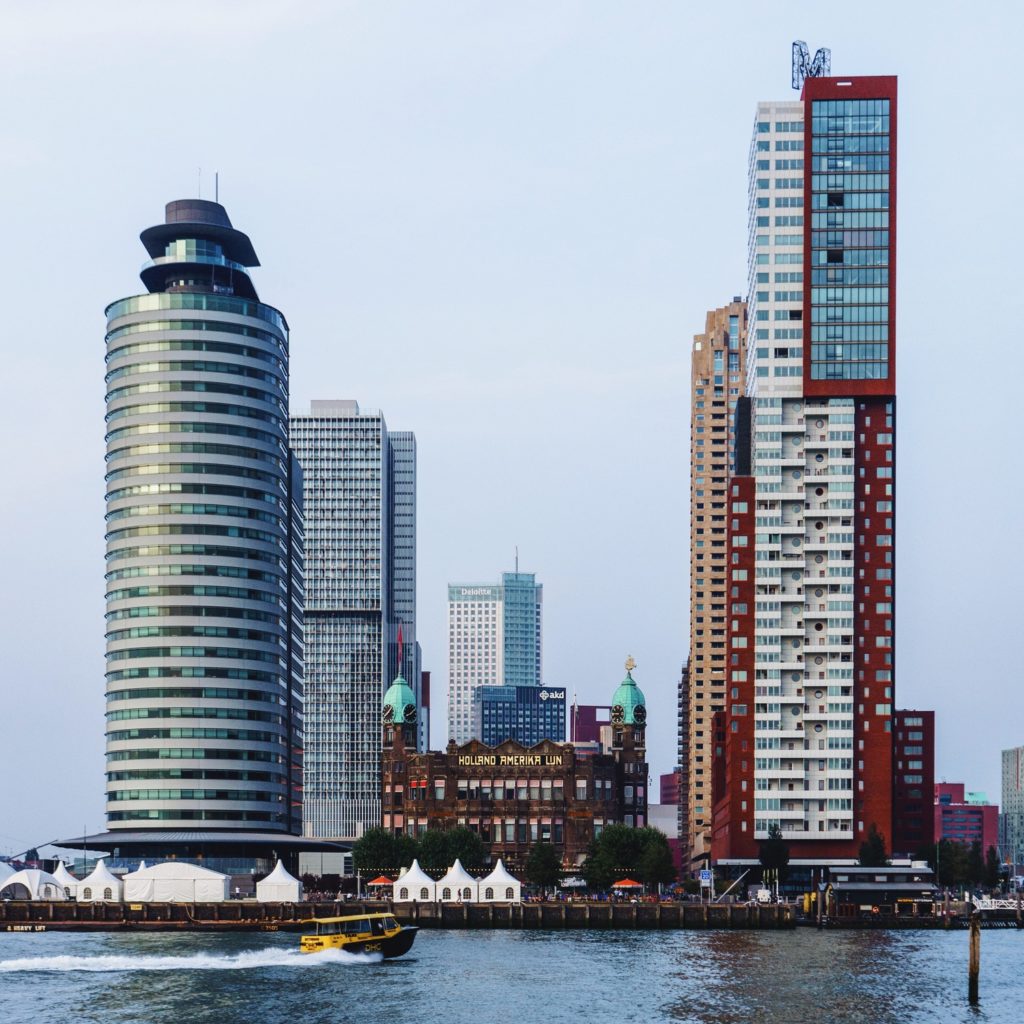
<box><xmin>103</xmin><ymin>199</ymin><xmax>304</xmax><ymax>835</ymax></box>
<box><xmin>478</xmin><ymin>685</ymin><xmax>566</xmax><ymax>746</ymax></box>
<box><xmin>290</xmin><ymin>402</ymin><xmax>419</xmax><ymax>841</ymax></box>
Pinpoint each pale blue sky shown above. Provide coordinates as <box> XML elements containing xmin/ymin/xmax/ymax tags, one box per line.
<box><xmin>1</xmin><ymin>1</ymin><xmax>1021</xmax><ymax>852</ymax></box>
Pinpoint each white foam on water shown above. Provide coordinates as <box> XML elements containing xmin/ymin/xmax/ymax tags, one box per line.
<box><xmin>0</xmin><ymin>946</ymin><xmax>382</xmax><ymax>973</ymax></box>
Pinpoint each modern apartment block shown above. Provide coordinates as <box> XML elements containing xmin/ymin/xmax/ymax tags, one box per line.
<box><xmin>683</xmin><ymin>300</ymin><xmax>747</xmax><ymax>868</ymax></box>
<box><xmin>290</xmin><ymin>401</ymin><xmax>420</xmax><ymax>841</ymax></box>
<box><xmin>1001</xmin><ymin>746</ymin><xmax>1024</xmax><ymax>865</ymax></box>
<box><xmin>892</xmin><ymin>709</ymin><xmax>935</xmax><ymax>856</ymax></box>
<box><xmin>447</xmin><ymin>572</ymin><xmax>542</xmax><ymax>744</ymax></box>
<box><xmin>103</xmin><ymin>199</ymin><xmax>304</xmax><ymax>834</ymax></box>
<box><xmin>712</xmin><ymin>74</ymin><xmax>899</xmax><ymax>863</ymax></box>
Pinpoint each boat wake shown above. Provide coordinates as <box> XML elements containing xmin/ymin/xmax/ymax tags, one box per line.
<box><xmin>0</xmin><ymin>947</ymin><xmax>382</xmax><ymax>973</ymax></box>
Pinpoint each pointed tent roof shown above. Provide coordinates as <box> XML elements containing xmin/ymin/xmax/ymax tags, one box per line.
<box><xmin>394</xmin><ymin>859</ymin><xmax>434</xmax><ymax>890</ymax></box>
<box><xmin>0</xmin><ymin>868</ymin><xmax>67</xmax><ymax>899</ymax></box>
<box><xmin>80</xmin><ymin>859</ymin><xmax>121</xmax><ymax>888</ymax></box>
<box><xmin>52</xmin><ymin>862</ymin><xmax>79</xmax><ymax>888</ymax></box>
<box><xmin>0</xmin><ymin>860</ymin><xmax>18</xmax><ymax>882</ymax></box>
<box><xmin>437</xmin><ymin>858</ymin><xmax>477</xmax><ymax>891</ymax></box>
<box><xmin>480</xmin><ymin>859</ymin><xmax>520</xmax><ymax>888</ymax></box>
<box><xmin>260</xmin><ymin>860</ymin><xmax>299</xmax><ymax>885</ymax></box>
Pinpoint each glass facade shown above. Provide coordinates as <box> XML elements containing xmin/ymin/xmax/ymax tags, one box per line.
<box><xmin>104</xmin><ymin>200</ymin><xmax>304</xmax><ymax>833</ymax></box>
<box><xmin>289</xmin><ymin>402</ymin><xmax>418</xmax><ymax>841</ymax></box>
<box><xmin>809</xmin><ymin>99</ymin><xmax>892</xmax><ymax>381</ymax></box>
<box><xmin>478</xmin><ymin>685</ymin><xmax>566</xmax><ymax>747</ymax></box>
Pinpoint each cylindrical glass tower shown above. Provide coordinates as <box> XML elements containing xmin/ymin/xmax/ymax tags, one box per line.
<box><xmin>104</xmin><ymin>200</ymin><xmax>303</xmax><ymax>833</ymax></box>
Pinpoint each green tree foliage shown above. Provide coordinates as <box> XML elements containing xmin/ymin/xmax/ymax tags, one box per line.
<box><xmin>857</xmin><ymin>823</ymin><xmax>888</xmax><ymax>867</ymax></box>
<box><xmin>758</xmin><ymin>824</ymin><xmax>790</xmax><ymax>883</ymax></box>
<box><xmin>984</xmin><ymin>845</ymin><xmax>1003</xmax><ymax>889</ymax></box>
<box><xmin>444</xmin><ymin>827</ymin><xmax>485</xmax><ymax>871</ymax></box>
<box><xmin>416</xmin><ymin>828</ymin><xmax>453</xmax><ymax>871</ymax></box>
<box><xmin>351</xmin><ymin>827</ymin><xmax>416</xmax><ymax>874</ymax></box>
<box><xmin>524</xmin><ymin>842</ymin><xmax>563</xmax><ymax>891</ymax></box>
<box><xmin>966</xmin><ymin>840</ymin><xmax>985</xmax><ymax>886</ymax></box>
<box><xmin>638</xmin><ymin>835</ymin><xmax>677</xmax><ymax>887</ymax></box>
<box><xmin>933</xmin><ymin>839</ymin><xmax>970</xmax><ymax>888</ymax></box>
<box><xmin>582</xmin><ymin>826</ymin><xmax>674</xmax><ymax>890</ymax></box>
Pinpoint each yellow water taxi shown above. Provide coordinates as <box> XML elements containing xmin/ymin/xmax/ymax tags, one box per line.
<box><xmin>299</xmin><ymin>913</ymin><xmax>418</xmax><ymax>958</ymax></box>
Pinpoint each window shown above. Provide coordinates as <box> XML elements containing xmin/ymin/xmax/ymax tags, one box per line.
<box><xmin>399</xmin><ymin>887</ymin><xmax>409</xmax><ymax>900</ymax></box>
<box><xmin>506</xmin><ymin>887</ymin><xmax>515</xmax><ymax>900</ymax></box>
<box><xmin>485</xmin><ymin>887</ymin><xmax>494</xmax><ymax>900</ymax></box>
<box><xmin>420</xmin><ymin>887</ymin><xmax>429</xmax><ymax>900</ymax></box>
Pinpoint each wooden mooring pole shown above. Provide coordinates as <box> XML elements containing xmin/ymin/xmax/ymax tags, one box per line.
<box><xmin>968</xmin><ymin>911</ymin><xmax>981</xmax><ymax>1006</ymax></box>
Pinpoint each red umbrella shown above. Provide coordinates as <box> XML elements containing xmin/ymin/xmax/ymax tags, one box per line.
<box><xmin>367</xmin><ymin>875</ymin><xmax>396</xmax><ymax>886</ymax></box>
<box><xmin>612</xmin><ymin>878</ymin><xmax>643</xmax><ymax>888</ymax></box>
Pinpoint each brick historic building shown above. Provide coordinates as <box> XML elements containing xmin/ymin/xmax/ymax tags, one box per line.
<box><xmin>381</xmin><ymin>660</ymin><xmax>649</xmax><ymax>870</ymax></box>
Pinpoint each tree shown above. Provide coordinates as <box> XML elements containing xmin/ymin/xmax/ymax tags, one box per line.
<box><xmin>445</xmin><ymin>827</ymin><xmax>485</xmax><ymax>870</ymax></box>
<box><xmin>966</xmin><ymin>840</ymin><xmax>985</xmax><ymax>887</ymax></box>
<box><xmin>582</xmin><ymin>826</ymin><xmax>673</xmax><ymax>890</ymax></box>
<box><xmin>351</xmin><ymin>828</ymin><xmax>416</xmax><ymax>875</ymax></box>
<box><xmin>984</xmin><ymin>845</ymin><xmax>1003</xmax><ymax>890</ymax></box>
<box><xmin>416</xmin><ymin>828</ymin><xmax>453</xmax><ymax>871</ymax></box>
<box><xmin>858</xmin><ymin>823</ymin><xmax>888</xmax><ymax>867</ymax></box>
<box><xmin>415</xmin><ymin>826</ymin><xmax>485</xmax><ymax>871</ymax></box>
<box><xmin>759</xmin><ymin>824</ymin><xmax>790</xmax><ymax>885</ymax></box>
<box><xmin>638</xmin><ymin>834</ymin><xmax>677</xmax><ymax>888</ymax></box>
<box><xmin>933</xmin><ymin>839</ymin><xmax>970</xmax><ymax>888</ymax></box>
<box><xmin>585</xmin><ymin>823</ymin><xmax>647</xmax><ymax>888</ymax></box>
<box><xmin>525</xmin><ymin>842</ymin><xmax>563</xmax><ymax>892</ymax></box>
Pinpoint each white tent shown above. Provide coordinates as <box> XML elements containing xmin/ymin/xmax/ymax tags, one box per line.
<box><xmin>0</xmin><ymin>869</ymin><xmax>67</xmax><ymax>901</ymax></box>
<box><xmin>256</xmin><ymin>860</ymin><xmax>303</xmax><ymax>903</ymax></box>
<box><xmin>0</xmin><ymin>861</ymin><xmax>16</xmax><ymax>884</ymax></box>
<box><xmin>436</xmin><ymin>859</ymin><xmax>478</xmax><ymax>902</ymax></box>
<box><xmin>77</xmin><ymin>860</ymin><xmax>123</xmax><ymax>903</ymax></box>
<box><xmin>52</xmin><ymin>862</ymin><xmax>80</xmax><ymax>899</ymax></box>
<box><xmin>392</xmin><ymin>859</ymin><xmax>436</xmax><ymax>902</ymax></box>
<box><xmin>478</xmin><ymin>859</ymin><xmax>522</xmax><ymax>904</ymax></box>
<box><xmin>122</xmin><ymin>861</ymin><xmax>230</xmax><ymax>903</ymax></box>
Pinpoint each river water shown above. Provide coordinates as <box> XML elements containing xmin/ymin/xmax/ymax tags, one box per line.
<box><xmin>0</xmin><ymin>927</ymin><xmax>1020</xmax><ymax>1024</ymax></box>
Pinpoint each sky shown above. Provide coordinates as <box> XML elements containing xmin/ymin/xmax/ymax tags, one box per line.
<box><xmin>0</xmin><ymin>0</ymin><xmax>1021</xmax><ymax>855</ymax></box>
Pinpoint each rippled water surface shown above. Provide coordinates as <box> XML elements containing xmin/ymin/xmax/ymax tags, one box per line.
<box><xmin>1</xmin><ymin>927</ymin><xmax>1021</xmax><ymax>1024</ymax></box>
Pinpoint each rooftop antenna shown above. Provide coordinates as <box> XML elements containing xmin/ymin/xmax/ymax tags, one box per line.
<box><xmin>515</xmin><ymin>546</ymin><xmax>519</xmax><ymax>573</ymax></box>
<box><xmin>197</xmin><ymin>166</ymin><xmax>202</xmax><ymax>199</ymax></box>
<box><xmin>215</xmin><ymin>171</ymin><xmax>219</xmax><ymax>204</ymax></box>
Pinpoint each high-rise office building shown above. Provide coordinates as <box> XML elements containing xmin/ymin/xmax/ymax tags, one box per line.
<box><xmin>290</xmin><ymin>401</ymin><xmax>419</xmax><ymax>841</ymax></box>
<box><xmin>712</xmin><ymin>73</ymin><xmax>899</xmax><ymax>863</ymax></box>
<box><xmin>1001</xmin><ymin>746</ymin><xmax>1024</xmax><ymax>865</ymax></box>
<box><xmin>478</xmin><ymin>685</ymin><xmax>566</xmax><ymax>746</ymax></box>
<box><xmin>683</xmin><ymin>300</ymin><xmax>747</xmax><ymax>869</ymax></box>
<box><xmin>103</xmin><ymin>199</ymin><xmax>304</xmax><ymax>835</ymax></box>
<box><xmin>447</xmin><ymin>571</ymin><xmax>542</xmax><ymax>744</ymax></box>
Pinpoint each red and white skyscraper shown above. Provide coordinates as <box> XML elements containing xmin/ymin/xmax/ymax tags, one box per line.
<box><xmin>712</xmin><ymin>71</ymin><xmax>900</xmax><ymax>863</ymax></box>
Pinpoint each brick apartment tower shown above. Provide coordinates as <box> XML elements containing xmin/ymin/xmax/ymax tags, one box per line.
<box><xmin>682</xmin><ymin>301</ymin><xmax>747</xmax><ymax>870</ymax></box>
<box><xmin>712</xmin><ymin>74</ymin><xmax>901</xmax><ymax>863</ymax></box>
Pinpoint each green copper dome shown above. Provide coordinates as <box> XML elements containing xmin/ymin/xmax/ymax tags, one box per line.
<box><xmin>382</xmin><ymin>674</ymin><xmax>418</xmax><ymax>725</ymax></box>
<box><xmin>610</xmin><ymin>657</ymin><xmax>646</xmax><ymax>725</ymax></box>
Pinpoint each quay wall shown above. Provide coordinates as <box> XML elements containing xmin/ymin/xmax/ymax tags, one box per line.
<box><xmin>0</xmin><ymin>900</ymin><xmax>794</xmax><ymax>932</ymax></box>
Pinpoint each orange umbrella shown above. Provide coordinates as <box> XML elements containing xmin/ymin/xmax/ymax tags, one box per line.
<box><xmin>367</xmin><ymin>875</ymin><xmax>396</xmax><ymax>886</ymax></box>
<box><xmin>612</xmin><ymin>878</ymin><xmax>642</xmax><ymax>888</ymax></box>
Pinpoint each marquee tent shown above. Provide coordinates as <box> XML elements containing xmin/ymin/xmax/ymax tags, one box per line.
<box><xmin>255</xmin><ymin>860</ymin><xmax>303</xmax><ymax>903</ymax></box>
<box><xmin>77</xmin><ymin>860</ymin><xmax>123</xmax><ymax>902</ymax></box>
<box><xmin>478</xmin><ymin>859</ymin><xmax>521</xmax><ymax>903</ymax></box>
<box><xmin>392</xmin><ymin>859</ymin><xmax>435</xmax><ymax>902</ymax></box>
<box><xmin>52</xmin><ymin>861</ymin><xmax>80</xmax><ymax>899</ymax></box>
<box><xmin>122</xmin><ymin>861</ymin><xmax>230</xmax><ymax>903</ymax></box>
<box><xmin>0</xmin><ymin>869</ymin><xmax>67</xmax><ymax>901</ymax></box>
<box><xmin>436</xmin><ymin>859</ymin><xmax>478</xmax><ymax>902</ymax></box>
<box><xmin>0</xmin><ymin>861</ymin><xmax>17</xmax><ymax>884</ymax></box>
